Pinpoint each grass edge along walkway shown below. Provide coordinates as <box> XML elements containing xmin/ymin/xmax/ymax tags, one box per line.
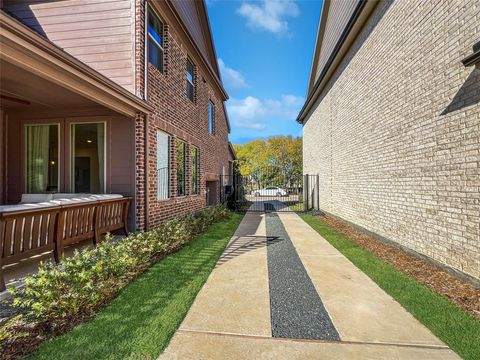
<box><xmin>29</xmin><ymin>213</ymin><xmax>243</xmax><ymax>360</ymax></box>
<box><xmin>301</xmin><ymin>214</ymin><xmax>480</xmax><ymax>360</ymax></box>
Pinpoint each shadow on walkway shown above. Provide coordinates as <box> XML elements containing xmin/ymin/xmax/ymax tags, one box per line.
<box><xmin>216</xmin><ymin>235</ymin><xmax>281</xmax><ymax>267</ymax></box>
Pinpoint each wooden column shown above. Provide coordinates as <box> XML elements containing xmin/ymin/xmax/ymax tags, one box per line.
<box><xmin>0</xmin><ymin>109</ymin><xmax>5</xmax><ymax>205</ymax></box>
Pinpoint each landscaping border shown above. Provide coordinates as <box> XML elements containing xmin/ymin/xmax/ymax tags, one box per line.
<box><xmin>301</xmin><ymin>214</ymin><xmax>480</xmax><ymax>360</ymax></box>
<box><xmin>0</xmin><ymin>206</ymin><xmax>239</xmax><ymax>360</ymax></box>
<box><xmin>311</xmin><ymin>211</ymin><xmax>480</xmax><ymax>317</ymax></box>
<box><xmin>319</xmin><ymin>210</ymin><xmax>480</xmax><ymax>289</ymax></box>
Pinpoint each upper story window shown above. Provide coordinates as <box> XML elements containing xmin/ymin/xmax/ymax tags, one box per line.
<box><xmin>148</xmin><ymin>9</ymin><xmax>164</xmax><ymax>72</ymax></box>
<box><xmin>208</xmin><ymin>100</ymin><xmax>215</xmax><ymax>134</ymax></box>
<box><xmin>186</xmin><ymin>59</ymin><xmax>195</xmax><ymax>102</ymax></box>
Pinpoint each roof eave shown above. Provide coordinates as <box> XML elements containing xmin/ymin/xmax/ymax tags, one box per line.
<box><xmin>297</xmin><ymin>0</ymin><xmax>378</xmax><ymax>125</ymax></box>
<box><xmin>306</xmin><ymin>0</ymin><xmax>331</xmax><ymax>95</ymax></box>
<box><xmin>223</xmin><ymin>102</ymin><xmax>232</xmax><ymax>133</ymax></box>
<box><xmin>228</xmin><ymin>142</ymin><xmax>237</xmax><ymax>160</ymax></box>
<box><xmin>0</xmin><ymin>10</ymin><xmax>152</xmax><ymax>117</ymax></box>
<box><xmin>165</xmin><ymin>0</ymin><xmax>228</xmax><ymax>101</ymax></box>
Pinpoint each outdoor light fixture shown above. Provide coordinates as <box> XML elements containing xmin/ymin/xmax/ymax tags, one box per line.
<box><xmin>86</xmin><ymin>139</ymin><xmax>93</xmax><ymax>143</ymax></box>
<box><xmin>462</xmin><ymin>41</ymin><xmax>480</xmax><ymax>67</ymax></box>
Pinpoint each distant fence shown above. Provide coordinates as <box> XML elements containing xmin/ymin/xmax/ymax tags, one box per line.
<box><xmin>220</xmin><ymin>169</ymin><xmax>320</xmax><ymax>213</ymax></box>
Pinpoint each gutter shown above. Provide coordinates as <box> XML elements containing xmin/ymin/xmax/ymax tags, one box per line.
<box><xmin>201</xmin><ymin>0</ymin><xmax>222</xmax><ymax>82</ymax></box>
<box><xmin>164</xmin><ymin>0</ymin><xmax>229</xmax><ymax>101</ymax></box>
<box><xmin>306</xmin><ymin>0</ymin><xmax>330</xmax><ymax>94</ymax></box>
<box><xmin>228</xmin><ymin>142</ymin><xmax>237</xmax><ymax>160</ymax></box>
<box><xmin>201</xmin><ymin>0</ymin><xmax>232</xmax><ymax>133</ymax></box>
<box><xmin>223</xmin><ymin>102</ymin><xmax>231</xmax><ymax>133</ymax></box>
<box><xmin>296</xmin><ymin>0</ymin><xmax>376</xmax><ymax>124</ymax></box>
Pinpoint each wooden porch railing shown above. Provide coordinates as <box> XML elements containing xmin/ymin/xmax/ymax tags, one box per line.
<box><xmin>0</xmin><ymin>197</ymin><xmax>131</xmax><ymax>291</ymax></box>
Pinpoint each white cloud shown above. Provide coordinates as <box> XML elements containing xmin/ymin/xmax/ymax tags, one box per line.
<box><xmin>237</xmin><ymin>0</ymin><xmax>300</xmax><ymax>35</ymax></box>
<box><xmin>265</xmin><ymin>94</ymin><xmax>304</xmax><ymax>119</ymax></box>
<box><xmin>228</xmin><ymin>96</ymin><xmax>267</xmax><ymax>129</ymax></box>
<box><xmin>218</xmin><ymin>58</ymin><xmax>248</xmax><ymax>90</ymax></box>
<box><xmin>227</xmin><ymin>94</ymin><xmax>304</xmax><ymax>130</ymax></box>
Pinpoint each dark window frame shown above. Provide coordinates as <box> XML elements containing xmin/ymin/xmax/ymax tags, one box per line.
<box><xmin>208</xmin><ymin>100</ymin><xmax>215</xmax><ymax>134</ymax></box>
<box><xmin>186</xmin><ymin>59</ymin><xmax>195</xmax><ymax>102</ymax></box>
<box><xmin>176</xmin><ymin>140</ymin><xmax>186</xmax><ymax>196</ymax></box>
<box><xmin>24</xmin><ymin>123</ymin><xmax>60</xmax><ymax>194</ymax></box>
<box><xmin>191</xmin><ymin>146</ymin><xmax>199</xmax><ymax>195</ymax></box>
<box><xmin>147</xmin><ymin>7</ymin><xmax>164</xmax><ymax>73</ymax></box>
<box><xmin>156</xmin><ymin>130</ymin><xmax>171</xmax><ymax>200</ymax></box>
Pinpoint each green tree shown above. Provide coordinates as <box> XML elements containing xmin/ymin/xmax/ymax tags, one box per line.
<box><xmin>233</xmin><ymin>139</ymin><xmax>268</xmax><ymax>176</ymax></box>
<box><xmin>234</xmin><ymin>136</ymin><xmax>302</xmax><ymax>187</ymax></box>
<box><xmin>267</xmin><ymin>136</ymin><xmax>302</xmax><ymax>186</ymax></box>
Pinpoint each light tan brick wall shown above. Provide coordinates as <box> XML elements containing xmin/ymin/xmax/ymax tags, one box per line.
<box><xmin>303</xmin><ymin>0</ymin><xmax>480</xmax><ymax>279</ymax></box>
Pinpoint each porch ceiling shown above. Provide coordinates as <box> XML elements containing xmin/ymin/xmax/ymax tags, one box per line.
<box><xmin>1</xmin><ymin>60</ymin><xmax>97</xmax><ymax>111</ymax></box>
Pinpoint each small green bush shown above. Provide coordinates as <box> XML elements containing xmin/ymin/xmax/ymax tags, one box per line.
<box><xmin>9</xmin><ymin>206</ymin><xmax>231</xmax><ymax>323</ymax></box>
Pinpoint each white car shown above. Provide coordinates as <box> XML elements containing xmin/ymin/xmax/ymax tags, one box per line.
<box><xmin>252</xmin><ymin>186</ymin><xmax>288</xmax><ymax>197</ymax></box>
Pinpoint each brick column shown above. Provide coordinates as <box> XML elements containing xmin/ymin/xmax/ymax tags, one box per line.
<box><xmin>135</xmin><ymin>112</ymin><xmax>146</xmax><ymax>231</ymax></box>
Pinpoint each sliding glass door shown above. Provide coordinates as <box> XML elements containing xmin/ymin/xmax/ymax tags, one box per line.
<box><xmin>25</xmin><ymin>124</ymin><xmax>59</xmax><ymax>193</ymax></box>
<box><xmin>71</xmin><ymin>123</ymin><xmax>105</xmax><ymax>193</ymax></box>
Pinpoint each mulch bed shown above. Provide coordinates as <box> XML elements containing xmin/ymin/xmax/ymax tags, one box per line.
<box><xmin>317</xmin><ymin>215</ymin><xmax>480</xmax><ymax>320</ymax></box>
<box><xmin>0</xmin><ymin>288</ymin><xmax>123</xmax><ymax>360</ymax></box>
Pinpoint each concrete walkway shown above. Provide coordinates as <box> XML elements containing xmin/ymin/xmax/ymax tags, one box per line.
<box><xmin>159</xmin><ymin>211</ymin><xmax>460</xmax><ymax>359</ymax></box>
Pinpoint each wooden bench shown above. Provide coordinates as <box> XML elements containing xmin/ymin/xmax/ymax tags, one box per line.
<box><xmin>0</xmin><ymin>197</ymin><xmax>131</xmax><ymax>291</ymax></box>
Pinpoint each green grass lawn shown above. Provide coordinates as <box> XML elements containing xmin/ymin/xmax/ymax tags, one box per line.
<box><xmin>301</xmin><ymin>214</ymin><xmax>480</xmax><ymax>360</ymax></box>
<box><xmin>283</xmin><ymin>200</ymin><xmax>303</xmax><ymax>211</ymax></box>
<box><xmin>29</xmin><ymin>213</ymin><xmax>243</xmax><ymax>360</ymax></box>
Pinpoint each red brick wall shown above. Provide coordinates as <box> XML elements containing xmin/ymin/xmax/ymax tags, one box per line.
<box><xmin>134</xmin><ymin>0</ymin><xmax>145</xmax><ymax>99</ymax></box>
<box><xmin>135</xmin><ymin>1</ymin><xmax>231</xmax><ymax>229</ymax></box>
<box><xmin>134</xmin><ymin>113</ymin><xmax>146</xmax><ymax>230</ymax></box>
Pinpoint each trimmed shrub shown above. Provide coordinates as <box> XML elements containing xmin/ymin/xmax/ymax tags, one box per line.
<box><xmin>9</xmin><ymin>206</ymin><xmax>231</xmax><ymax>323</ymax></box>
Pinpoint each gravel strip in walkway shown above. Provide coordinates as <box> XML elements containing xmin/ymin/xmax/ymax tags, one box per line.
<box><xmin>265</xmin><ymin>211</ymin><xmax>340</xmax><ymax>340</ymax></box>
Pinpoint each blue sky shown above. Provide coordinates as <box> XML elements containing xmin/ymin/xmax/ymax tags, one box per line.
<box><xmin>206</xmin><ymin>0</ymin><xmax>323</xmax><ymax>144</ymax></box>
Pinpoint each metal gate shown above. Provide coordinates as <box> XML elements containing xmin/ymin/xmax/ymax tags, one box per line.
<box><xmin>220</xmin><ymin>168</ymin><xmax>319</xmax><ymax>213</ymax></box>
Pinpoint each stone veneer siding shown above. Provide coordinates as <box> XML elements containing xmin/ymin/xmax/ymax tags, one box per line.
<box><xmin>303</xmin><ymin>0</ymin><xmax>480</xmax><ymax>279</ymax></box>
<box><xmin>134</xmin><ymin>0</ymin><xmax>231</xmax><ymax>229</ymax></box>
